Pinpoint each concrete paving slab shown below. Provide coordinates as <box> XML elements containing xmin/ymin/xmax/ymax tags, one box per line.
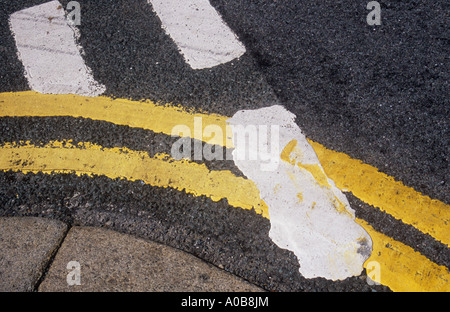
<box><xmin>39</xmin><ymin>226</ymin><xmax>264</xmax><ymax>292</ymax></box>
<box><xmin>0</xmin><ymin>217</ymin><xmax>68</xmax><ymax>292</ymax></box>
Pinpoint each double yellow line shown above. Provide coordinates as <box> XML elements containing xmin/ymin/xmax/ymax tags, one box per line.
<box><xmin>0</xmin><ymin>91</ymin><xmax>448</xmax><ymax>291</ymax></box>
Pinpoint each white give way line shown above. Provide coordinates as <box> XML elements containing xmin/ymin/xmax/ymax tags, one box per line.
<box><xmin>9</xmin><ymin>0</ymin><xmax>245</xmax><ymax>97</ymax></box>
<box><xmin>9</xmin><ymin>0</ymin><xmax>106</xmax><ymax>97</ymax></box>
<box><xmin>148</xmin><ymin>0</ymin><xmax>246</xmax><ymax>69</ymax></box>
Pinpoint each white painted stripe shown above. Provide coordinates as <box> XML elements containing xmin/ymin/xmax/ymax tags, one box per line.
<box><xmin>148</xmin><ymin>0</ymin><xmax>246</xmax><ymax>69</ymax></box>
<box><xmin>9</xmin><ymin>1</ymin><xmax>105</xmax><ymax>97</ymax></box>
<box><xmin>227</xmin><ymin>106</ymin><xmax>373</xmax><ymax>281</ymax></box>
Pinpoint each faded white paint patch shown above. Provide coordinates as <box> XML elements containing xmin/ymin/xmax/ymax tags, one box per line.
<box><xmin>148</xmin><ymin>0</ymin><xmax>246</xmax><ymax>69</ymax></box>
<box><xmin>227</xmin><ymin>106</ymin><xmax>372</xmax><ymax>281</ymax></box>
<box><xmin>9</xmin><ymin>0</ymin><xmax>105</xmax><ymax>96</ymax></box>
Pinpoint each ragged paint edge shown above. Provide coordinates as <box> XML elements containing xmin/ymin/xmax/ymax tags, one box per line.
<box><xmin>0</xmin><ymin>140</ymin><xmax>269</xmax><ymax>218</ymax></box>
<box><xmin>9</xmin><ymin>1</ymin><xmax>106</xmax><ymax>96</ymax></box>
<box><xmin>0</xmin><ymin>91</ymin><xmax>448</xmax><ymax>247</ymax></box>
<box><xmin>0</xmin><ymin>91</ymin><xmax>231</xmax><ymax>147</ymax></box>
<box><xmin>148</xmin><ymin>0</ymin><xmax>246</xmax><ymax>69</ymax></box>
<box><xmin>357</xmin><ymin>219</ymin><xmax>449</xmax><ymax>292</ymax></box>
<box><xmin>310</xmin><ymin>140</ymin><xmax>450</xmax><ymax>247</ymax></box>
<box><xmin>1</xmin><ymin>140</ymin><xmax>448</xmax><ymax>291</ymax></box>
<box><xmin>227</xmin><ymin>105</ymin><xmax>373</xmax><ymax>281</ymax></box>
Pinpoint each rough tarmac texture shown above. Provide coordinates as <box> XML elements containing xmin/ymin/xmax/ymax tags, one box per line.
<box><xmin>0</xmin><ymin>116</ymin><xmax>244</xmax><ymax>178</ymax></box>
<box><xmin>0</xmin><ymin>0</ymin><xmax>447</xmax><ymax>292</ymax></box>
<box><xmin>0</xmin><ymin>0</ymin><xmax>278</xmax><ymax>115</ymax></box>
<box><xmin>211</xmin><ymin>0</ymin><xmax>449</xmax><ymax>204</ymax></box>
<box><xmin>0</xmin><ymin>171</ymin><xmax>390</xmax><ymax>292</ymax></box>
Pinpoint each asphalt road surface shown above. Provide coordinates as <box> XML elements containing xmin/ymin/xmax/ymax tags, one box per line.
<box><xmin>211</xmin><ymin>0</ymin><xmax>449</xmax><ymax>204</ymax></box>
<box><xmin>0</xmin><ymin>0</ymin><xmax>448</xmax><ymax>292</ymax></box>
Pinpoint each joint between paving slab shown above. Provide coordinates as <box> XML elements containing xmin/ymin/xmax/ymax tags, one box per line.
<box><xmin>33</xmin><ymin>223</ymin><xmax>72</xmax><ymax>292</ymax></box>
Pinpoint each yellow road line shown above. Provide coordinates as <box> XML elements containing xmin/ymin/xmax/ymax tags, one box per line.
<box><xmin>0</xmin><ymin>140</ymin><xmax>448</xmax><ymax>291</ymax></box>
<box><xmin>0</xmin><ymin>91</ymin><xmax>232</xmax><ymax>147</ymax></box>
<box><xmin>310</xmin><ymin>140</ymin><xmax>450</xmax><ymax>247</ymax></box>
<box><xmin>0</xmin><ymin>140</ymin><xmax>268</xmax><ymax>218</ymax></box>
<box><xmin>0</xmin><ymin>91</ymin><xmax>448</xmax><ymax>247</ymax></box>
<box><xmin>358</xmin><ymin>219</ymin><xmax>449</xmax><ymax>292</ymax></box>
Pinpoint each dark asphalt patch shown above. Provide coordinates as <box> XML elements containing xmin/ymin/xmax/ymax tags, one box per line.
<box><xmin>211</xmin><ymin>0</ymin><xmax>449</xmax><ymax>204</ymax></box>
<box><xmin>0</xmin><ymin>171</ymin><xmax>390</xmax><ymax>292</ymax></box>
<box><xmin>0</xmin><ymin>116</ymin><xmax>243</xmax><ymax>177</ymax></box>
<box><xmin>3</xmin><ymin>115</ymin><xmax>446</xmax><ymax>279</ymax></box>
<box><xmin>1</xmin><ymin>1</ymin><xmax>447</xmax><ymax>203</ymax></box>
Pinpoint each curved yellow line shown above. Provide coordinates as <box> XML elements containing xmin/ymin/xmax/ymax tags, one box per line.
<box><xmin>1</xmin><ymin>91</ymin><xmax>449</xmax><ymax>291</ymax></box>
<box><xmin>0</xmin><ymin>140</ymin><xmax>448</xmax><ymax>291</ymax></box>
<box><xmin>0</xmin><ymin>140</ymin><xmax>268</xmax><ymax>218</ymax></box>
<box><xmin>0</xmin><ymin>92</ymin><xmax>447</xmax><ymax>247</ymax></box>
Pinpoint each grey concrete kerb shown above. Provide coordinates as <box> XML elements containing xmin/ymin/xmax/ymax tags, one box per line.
<box><xmin>0</xmin><ymin>216</ymin><xmax>264</xmax><ymax>292</ymax></box>
<box><xmin>0</xmin><ymin>217</ymin><xmax>68</xmax><ymax>291</ymax></box>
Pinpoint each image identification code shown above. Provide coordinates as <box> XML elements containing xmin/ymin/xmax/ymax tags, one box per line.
<box><xmin>181</xmin><ymin>296</ymin><xmax>269</xmax><ymax>309</ymax></box>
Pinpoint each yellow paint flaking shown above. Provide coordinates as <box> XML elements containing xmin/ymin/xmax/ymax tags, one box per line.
<box><xmin>0</xmin><ymin>91</ymin><xmax>232</xmax><ymax>147</ymax></box>
<box><xmin>280</xmin><ymin>139</ymin><xmax>331</xmax><ymax>188</ymax></box>
<box><xmin>0</xmin><ymin>140</ymin><xmax>448</xmax><ymax>291</ymax></box>
<box><xmin>0</xmin><ymin>140</ymin><xmax>268</xmax><ymax>218</ymax></box>
<box><xmin>357</xmin><ymin>219</ymin><xmax>450</xmax><ymax>292</ymax></box>
<box><xmin>0</xmin><ymin>92</ymin><xmax>449</xmax><ymax>290</ymax></box>
<box><xmin>309</xmin><ymin>140</ymin><xmax>450</xmax><ymax>247</ymax></box>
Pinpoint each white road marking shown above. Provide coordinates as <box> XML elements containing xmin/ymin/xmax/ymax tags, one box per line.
<box><xmin>9</xmin><ymin>0</ymin><xmax>105</xmax><ymax>96</ymax></box>
<box><xmin>148</xmin><ymin>0</ymin><xmax>246</xmax><ymax>69</ymax></box>
<box><xmin>227</xmin><ymin>106</ymin><xmax>373</xmax><ymax>281</ymax></box>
